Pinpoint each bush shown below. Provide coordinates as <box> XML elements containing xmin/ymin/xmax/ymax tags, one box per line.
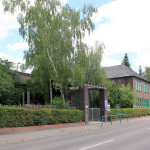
<box><xmin>119</xmin><ymin>84</ymin><xmax>136</xmax><ymax>108</ymax></box>
<box><xmin>52</xmin><ymin>97</ymin><xmax>70</xmax><ymax>109</ymax></box>
<box><xmin>0</xmin><ymin>106</ymin><xmax>84</xmax><ymax>128</ymax></box>
<box><xmin>108</xmin><ymin>82</ymin><xmax>136</xmax><ymax>108</ymax></box>
<box><xmin>108</xmin><ymin>108</ymin><xmax>150</xmax><ymax>119</ymax></box>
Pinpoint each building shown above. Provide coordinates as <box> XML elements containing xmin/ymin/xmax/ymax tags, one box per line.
<box><xmin>105</xmin><ymin>65</ymin><xmax>150</xmax><ymax>108</ymax></box>
<box><xmin>18</xmin><ymin>72</ymin><xmax>30</xmax><ymax>85</ymax></box>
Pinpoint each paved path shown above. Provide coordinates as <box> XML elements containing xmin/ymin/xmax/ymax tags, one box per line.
<box><xmin>0</xmin><ymin>116</ymin><xmax>150</xmax><ymax>146</ymax></box>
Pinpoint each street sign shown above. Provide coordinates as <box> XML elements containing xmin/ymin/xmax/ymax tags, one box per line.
<box><xmin>107</xmin><ymin>104</ymin><xmax>110</xmax><ymax>111</ymax></box>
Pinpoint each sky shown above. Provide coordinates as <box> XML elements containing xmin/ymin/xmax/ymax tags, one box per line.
<box><xmin>0</xmin><ymin>0</ymin><xmax>150</xmax><ymax>73</ymax></box>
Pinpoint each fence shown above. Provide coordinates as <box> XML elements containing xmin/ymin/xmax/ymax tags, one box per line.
<box><xmin>89</xmin><ymin>108</ymin><xmax>100</xmax><ymax>122</ymax></box>
<box><xmin>0</xmin><ymin>104</ymin><xmax>74</xmax><ymax>109</ymax></box>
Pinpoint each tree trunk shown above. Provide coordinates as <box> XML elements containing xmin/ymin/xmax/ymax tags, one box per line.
<box><xmin>49</xmin><ymin>79</ymin><xmax>53</xmax><ymax>105</ymax></box>
<box><xmin>46</xmin><ymin>49</ymin><xmax>65</xmax><ymax>102</ymax></box>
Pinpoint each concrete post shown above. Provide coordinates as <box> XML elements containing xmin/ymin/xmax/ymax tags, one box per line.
<box><xmin>27</xmin><ymin>91</ymin><xmax>30</xmax><ymax>105</ymax></box>
<box><xmin>84</xmin><ymin>84</ymin><xmax>89</xmax><ymax>124</ymax></box>
<box><xmin>22</xmin><ymin>92</ymin><xmax>25</xmax><ymax>105</ymax></box>
<box><xmin>99</xmin><ymin>89</ymin><xmax>108</xmax><ymax>121</ymax></box>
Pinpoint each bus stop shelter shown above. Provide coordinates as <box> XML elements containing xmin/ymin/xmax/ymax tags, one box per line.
<box><xmin>70</xmin><ymin>84</ymin><xmax>108</xmax><ymax>124</ymax></box>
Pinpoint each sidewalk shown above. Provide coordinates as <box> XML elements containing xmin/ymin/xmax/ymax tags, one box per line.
<box><xmin>1</xmin><ymin>116</ymin><xmax>150</xmax><ymax>146</ymax></box>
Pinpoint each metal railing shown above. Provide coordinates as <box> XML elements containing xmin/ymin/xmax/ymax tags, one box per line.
<box><xmin>101</xmin><ymin>114</ymin><xmax>129</xmax><ymax>126</ymax></box>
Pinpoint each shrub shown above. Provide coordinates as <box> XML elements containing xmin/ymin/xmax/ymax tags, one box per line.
<box><xmin>119</xmin><ymin>84</ymin><xmax>136</xmax><ymax>108</ymax></box>
<box><xmin>108</xmin><ymin>82</ymin><xmax>136</xmax><ymax>108</ymax></box>
<box><xmin>52</xmin><ymin>96</ymin><xmax>70</xmax><ymax>109</ymax></box>
<box><xmin>0</xmin><ymin>106</ymin><xmax>84</xmax><ymax>128</ymax></box>
<box><xmin>108</xmin><ymin>108</ymin><xmax>150</xmax><ymax>119</ymax></box>
<box><xmin>52</xmin><ymin>97</ymin><xmax>64</xmax><ymax>107</ymax></box>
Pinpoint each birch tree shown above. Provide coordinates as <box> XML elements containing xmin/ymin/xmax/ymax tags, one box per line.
<box><xmin>3</xmin><ymin>0</ymin><xmax>97</xmax><ymax>101</ymax></box>
<box><xmin>71</xmin><ymin>42</ymin><xmax>107</xmax><ymax>87</ymax></box>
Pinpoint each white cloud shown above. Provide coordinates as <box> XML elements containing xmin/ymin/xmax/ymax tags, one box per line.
<box><xmin>102</xmin><ymin>54</ymin><xmax>120</xmax><ymax>67</ymax></box>
<box><xmin>0</xmin><ymin>52</ymin><xmax>23</xmax><ymax>64</ymax></box>
<box><xmin>0</xmin><ymin>0</ymin><xmax>67</xmax><ymax>40</ymax></box>
<box><xmin>8</xmin><ymin>40</ymin><xmax>29</xmax><ymax>51</ymax></box>
<box><xmin>0</xmin><ymin>52</ymin><xmax>31</xmax><ymax>73</ymax></box>
<box><xmin>0</xmin><ymin>0</ymin><xmax>68</xmax><ymax>40</ymax></box>
<box><xmin>60</xmin><ymin>0</ymin><xmax>68</xmax><ymax>5</ymax></box>
<box><xmin>0</xmin><ymin>2</ymin><xmax>19</xmax><ymax>40</ymax></box>
<box><xmin>133</xmin><ymin>52</ymin><xmax>150</xmax><ymax>70</ymax></box>
<box><xmin>84</xmin><ymin>0</ymin><xmax>150</xmax><ymax>69</ymax></box>
<box><xmin>28</xmin><ymin>0</ymin><xmax>68</xmax><ymax>5</ymax></box>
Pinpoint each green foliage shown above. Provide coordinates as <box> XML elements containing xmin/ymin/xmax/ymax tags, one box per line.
<box><xmin>72</xmin><ymin>42</ymin><xmax>107</xmax><ymax>87</ymax></box>
<box><xmin>144</xmin><ymin>67</ymin><xmax>150</xmax><ymax>81</ymax></box>
<box><xmin>107</xmin><ymin>81</ymin><xmax>121</xmax><ymax>108</ymax></box>
<box><xmin>119</xmin><ymin>84</ymin><xmax>136</xmax><ymax>108</ymax></box>
<box><xmin>2</xmin><ymin>0</ymin><xmax>97</xmax><ymax>96</ymax></box>
<box><xmin>26</xmin><ymin>67</ymin><xmax>50</xmax><ymax>104</ymax></box>
<box><xmin>122</xmin><ymin>53</ymin><xmax>131</xmax><ymax>67</ymax></box>
<box><xmin>108</xmin><ymin>82</ymin><xmax>136</xmax><ymax>108</ymax></box>
<box><xmin>0</xmin><ymin>58</ymin><xmax>23</xmax><ymax>105</ymax></box>
<box><xmin>52</xmin><ymin>96</ymin><xmax>70</xmax><ymax>108</ymax></box>
<box><xmin>89</xmin><ymin>91</ymin><xmax>99</xmax><ymax>107</ymax></box>
<box><xmin>52</xmin><ymin>97</ymin><xmax>64</xmax><ymax>106</ymax></box>
<box><xmin>2</xmin><ymin>0</ymin><xmax>107</xmax><ymax>100</ymax></box>
<box><xmin>0</xmin><ymin>106</ymin><xmax>84</xmax><ymax>128</ymax></box>
<box><xmin>108</xmin><ymin>108</ymin><xmax>150</xmax><ymax>118</ymax></box>
<box><xmin>139</xmin><ymin>65</ymin><xmax>143</xmax><ymax>76</ymax></box>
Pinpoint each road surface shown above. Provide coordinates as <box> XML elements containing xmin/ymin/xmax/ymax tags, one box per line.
<box><xmin>1</xmin><ymin>120</ymin><xmax>150</xmax><ymax>150</ymax></box>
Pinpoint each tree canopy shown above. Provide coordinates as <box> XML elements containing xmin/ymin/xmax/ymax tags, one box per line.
<box><xmin>0</xmin><ymin>58</ymin><xmax>23</xmax><ymax>105</ymax></box>
<box><xmin>108</xmin><ymin>81</ymin><xmax>136</xmax><ymax>108</ymax></box>
<box><xmin>119</xmin><ymin>84</ymin><xmax>136</xmax><ymax>108</ymax></box>
<box><xmin>107</xmin><ymin>81</ymin><xmax>121</xmax><ymax>108</ymax></box>
<box><xmin>122</xmin><ymin>53</ymin><xmax>131</xmax><ymax>67</ymax></box>
<box><xmin>3</xmin><ymin>0</ymin><xmax>107</xmax><ymax>102</ymax></box>
<box><xmin>144</xmin><ymin>67</ymin><xmax>150</xmax><ymax>81</ymax></box>
<box><xmin>139</xmin><ymin>65</ymin><xmax>143</xmax><ymax>76</ymax></box>
<box><xmin>71</xmin><ymin>42</ymin><xmax>107</xmax><ymax>87</ymax></box>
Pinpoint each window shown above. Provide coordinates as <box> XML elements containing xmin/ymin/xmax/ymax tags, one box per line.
<box><xmin>141</xmin><ymin>99</ymin><xmax>143</xmax><ymax>108</ymax></box>
<box><xmin>143</xmin><ymin>99</ymin><xmax>145</xmax><ymax>108</ymax></box>
<box><xmin>136</xmin><ymin>98</ymin><xmax>149</xmax><ymax>108</ymax></box>
<box><xmin>136</xmin><ymin>81</ymin><xmax>142</xmax><ymax>91</ymax></box>
<box><xmin>136</xmin><ymin>98</ymin><xmax>141</xmax><ymax>108</ymax></box>
<box><xmin>144</xmin><ymin>84</ymin><xmax>149</xmax><ymax>93</ymax></box>
<box><xmin>136</xmin><ymin>98</ymin><xmax>139</xmax><ymax>108</ymax></box>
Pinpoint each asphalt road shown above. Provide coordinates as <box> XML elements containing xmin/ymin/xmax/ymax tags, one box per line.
<box><xmin>1</xmin><ymin>120</ymin><xmax>150</xmax><ymax>150</ymax></box>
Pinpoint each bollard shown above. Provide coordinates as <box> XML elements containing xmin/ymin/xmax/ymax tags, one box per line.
<box><xmin>120</xmin><ymin>115</ymin><xmax>121</xmax><ymax>124</ymax></box>
<box><xmin>111</xmin><ymin>116</ymin><xmax>112</xmax><ymax>125</ymax></box>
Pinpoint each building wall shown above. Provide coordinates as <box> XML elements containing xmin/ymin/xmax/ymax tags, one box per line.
<box><xmin>18</xmin><ymin>73</ymin><xmax>30</xmax><ymax>84</ymax></box>
<box><xmin>111</xmin><ymin>77</ymin><xmax>150</xmax><ymax>108</ymax></box>
<box><xmin>133</xmin><ymin>77</ymin><xmax>150</xmax><ymax>99</ymax></box>
<box><xmin>111</xmin><ymin>77</ymin><xmax>133</xmax><ymax>88</ymax></box>
<box><xmin>133</xmin><ymin>77</ymin><xmax>150</xmax><ymax>108</ymax></box>
<box><xmin>70</xmin><ymin>88</ymin><xmax>84</xmax><ymax>110</ymax></box>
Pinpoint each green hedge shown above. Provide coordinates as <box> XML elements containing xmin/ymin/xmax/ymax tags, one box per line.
<box><xmin>108</xmin><ymin>108</ymin><xmax>150</xmax><ymax>119</ymax></box>
<box><xmin>0</xmin><ymin>106</ymin><xmax>84</xmax><ymax>128</ymax></box>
